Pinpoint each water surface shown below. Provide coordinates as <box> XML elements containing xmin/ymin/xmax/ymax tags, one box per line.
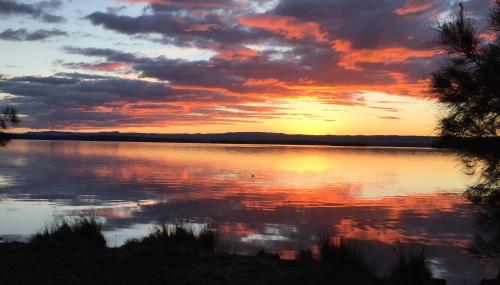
<box><xmin>0</xmin><ymin>140</ymin><xmax>497</xmax><ymax>284</ymax></box>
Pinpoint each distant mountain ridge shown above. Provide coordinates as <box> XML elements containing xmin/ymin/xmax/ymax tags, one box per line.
<box><xmin>7</xmin><ymin>131</ymin><xmax>440</xmax><ymax>147</ymax></box>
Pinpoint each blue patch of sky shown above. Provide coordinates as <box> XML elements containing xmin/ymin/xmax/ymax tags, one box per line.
<box><xmin>0</xmin><ymin>0</ymin><xmax>216</xmax><ymax>79</ymax></box>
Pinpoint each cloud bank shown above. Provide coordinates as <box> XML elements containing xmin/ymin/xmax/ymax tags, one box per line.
<box><xmin>0</xmin><ymin>0</ymin><xmax>493</xmax><ymax>131</ymax></box>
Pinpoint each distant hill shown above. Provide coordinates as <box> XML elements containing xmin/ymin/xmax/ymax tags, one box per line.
<box><xmin>7</xmin><ymin>131</ymin><xmax>440</xmax><ymax>147</ymax></box>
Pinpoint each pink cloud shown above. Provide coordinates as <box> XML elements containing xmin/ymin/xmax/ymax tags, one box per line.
<box><xmin>395</xmin><ymin>0</ymin><xmax>435</xmax><ymax>16</ymax></box>
<box><xmin>332</xmin><ymin>39</ymin><xmax>437</xmax><ymax>71</ymax></box>
<box><xmin>237</xmin><ymin>14</ymin><xmax>327</xmax><ymax>42</ymax></box>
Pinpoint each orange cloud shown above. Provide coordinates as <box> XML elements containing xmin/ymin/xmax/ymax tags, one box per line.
<box><xmin>185</xmin><ymin>23</ymin><xmax>223</xmax><ymax>32</ymax></box>
<box><xmin>395</xmin><ymin>1</ymin><xmax>434</xmax><ymax>16</ymax></box>
<box><xmin>332</xmin><ymin>39</ymin><xmax>437</xmax><ymax>71</ymax></box>
<box><xmin>243</xmin><ymin>78</ymin><xmax>287</xmax><ymax>87</ymax></box>
<box><xmin>214</xmin><ymin>48</ymin><xmax>262</xmax><ymax>62</ymax></box>
<box><xmin>81</xmin><ymin>62</ymin><xmax>133</xmax><ymax>72</ymax></box>
<box><xmin>237</xmin><ymin>14</ymin><xmax>327</xmax><ymax>42</ymax></box>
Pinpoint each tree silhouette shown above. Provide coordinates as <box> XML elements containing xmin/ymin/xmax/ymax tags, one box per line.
<box><xmin>0</xmin><ymin>107</ymin><xmax>20</xmax><ymax>146</ymax></box>
<box><xmin>431</xmin><ymin>1</ymin><xmax>500</xmax><ymax>138</ymax></box>
<box><xmin>460</xmin><ymin>148</ymin><xmax>500</xmax><ymax>258</ymax></box>
<box><xmin>432</xmin><ymin>2</ymin><xmax>500</xmax><ymax>261</ymax></box>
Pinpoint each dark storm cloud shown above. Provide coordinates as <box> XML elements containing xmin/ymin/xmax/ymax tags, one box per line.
<box><xmin>0</xmin><ymin>28</ymin><xmax>67</xmax><ymax>41</ymax></box>
<box><xmin>93</xmin><ymin>0</ymin><xmax>434</xmax><ymax>50</ymax></box>
<box><xmin>86</xmin><ymin>0</ymin><xmax>489</xmax><ymax>53</ymax></box>
<box><xmin>64</xmin><ymin>46</ymin><xmax>139</xmax><ymax>62</ymax></box>
<box><xmin>62</xmin><ymin>46</ymin><xmax>294</xmax><ymax>89</ymax></box>
<box><xmin>62</xmin><ymin>45</ymin><xmax>408</xmax><ymax>94</ymax></box>
<box><xmin>272</xmin><ymin>0</ymin><xmax>492</xmax><ymax>49</ymax></box>
<box><xmin>0</xmin><ymin>73</ymin><xmax>264</xmax><ymax>129</ymax></box>
<box><xmin>80</xmin><ymin>0</ymin><xmax>464</xmax><ymax>89</ymax></box>
<box><xmin>85</xmin><ymin>9</ymin><xmax>270</xmax><ymax>49</ymax></box>
<box><xmin>0</xmin><ymin>0</ymin><xmax>495</xmax><ymax>128</ymax></box>
<box><xmin>123</xmin><ymin>0</ymin><xmax>236</xmax><ymax>9</ymax></box>
<box><xmin>270</xmin><ymin>0</ymin><xmax>430</xmax><ymax>50</ymax></box>
<box><xmin>0</xmin><ymin>73</ymin><xmax>232</xmax><ymax>106</ymax></box>
<box><xmin>9</xmin><ymin>75</ymin><xmax>81</xmax><ymax>85</ymax></box>
<box><xmin>0</xmin><ymin>0</ymin><xmax>65</xmax><ymax>23</ymax></box>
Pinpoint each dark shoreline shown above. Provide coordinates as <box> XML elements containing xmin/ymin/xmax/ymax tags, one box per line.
<box><xmin>7</xmin><ymin>132</ymin><xmax>440</xmax><ymax>148</ymax></box>
<box><xmin>9</xmin><ymin>132</ymin><xmax>499</xmax><ymax>150</ymax></box>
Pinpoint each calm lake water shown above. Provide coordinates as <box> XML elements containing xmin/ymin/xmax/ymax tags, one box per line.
<box><xmin>0</xmin><ymin>140</ymin><xmax>497</xmax><ymax>284</ymax></box>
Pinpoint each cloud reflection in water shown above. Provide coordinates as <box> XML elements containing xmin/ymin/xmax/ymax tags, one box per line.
<box><xmin>0</xmin><ymin>140</ymin><xmax>497</xmax><ymax>284</ymax></box>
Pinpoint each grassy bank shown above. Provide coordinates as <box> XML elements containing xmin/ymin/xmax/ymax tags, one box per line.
<box><xmin>0</xmin><ymin>216</ymin><xmax>464</xmax><ymax>285</ymax></box>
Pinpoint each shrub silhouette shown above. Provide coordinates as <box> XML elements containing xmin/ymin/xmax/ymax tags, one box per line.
<box><xmin>0</xmin><ymin>107</ymin><xmax>19</xmax><ymax>146</ymax></box>
<box><xmin>387</xmin><ymin>245</ymin><xmax>433</xmax><ymax>285</ymax></box>
<box><xmin>31</xmin><ymin>215</ymin><xmax>106</xmax><ymax>249</ymax></box>
<box><xmin>316</xmin><ymin>235</ymin><xmax>374</xmax><ymax>283</ymax></box>
<box><xmin>124</xmin><ymin>223</ymin><xmax>219</xmax><ymax>252</ymax></box>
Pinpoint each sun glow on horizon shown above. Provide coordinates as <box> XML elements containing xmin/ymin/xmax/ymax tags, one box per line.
<box><xmin>8</xmin><ymin>92</ymin><xmax>437</xmax><ymax>136</ymax></box>
<box><xmin>0</xmin><ymin>0</ymin><xmax>466</xmax><ymax>136</ymax></box>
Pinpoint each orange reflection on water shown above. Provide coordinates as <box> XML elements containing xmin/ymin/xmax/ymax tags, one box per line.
<box><xmin>1</xmin><ymin>140</ymin><xmax>496</xmax><ymax>284</ymax></box>
<box><xmin>7</xmin><ymin>141</ymin><xmax>466</xmax><ymax>192</ymax></box>
<box><xmin>4</xmin><ymin>141</ymin><xmax>473</xmax><ymax>249</ymax></box>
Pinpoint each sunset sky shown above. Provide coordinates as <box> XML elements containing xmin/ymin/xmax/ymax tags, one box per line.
<box><xmin>0</xmin><ymin>0</ymin><xmax>493</xmax><ymax>135</ymax></box>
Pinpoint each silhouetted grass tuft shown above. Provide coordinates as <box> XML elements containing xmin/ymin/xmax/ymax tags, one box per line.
<box><xmin>31</xmin><ymin>215</ymin><xmax>106</xmax><ymax>249</ymax></box>
<box><xmin>285</xmin><ymin>236</ymin><xmax>375</xmax><ymax>285</ymax></box>
<box><xmin>295</xmin><ymin>248</ymin><xmax>313</xmax><ymax>264</ymax></box>
<box><xmin>387</xmin><ymin>244</ymin><xmax>433</xmax><ymax>285</ymax></box>
<box><xmin>0</xmin><ymin>221</ymin><xmax>456</xmax><ymax>285</ymax></box>
<box><xmin>318</xmin><ymin>235</ymin><xmax>371</xmax><ymax>273</ymax></box>
<box><xmin>124</xmin><ymin>223</ymin><xmax>219</xmax><ymax>252</ymax></box>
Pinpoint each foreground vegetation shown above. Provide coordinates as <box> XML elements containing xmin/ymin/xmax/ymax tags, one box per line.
<box><xmin>431</xmin><ymin>1</ymin><xmax>499</xmax><ymax>138</ymax></box>
<box><xmin>0</xmin><ymin>216</ymin><xmax>478</xmax><ymax>285</ymax></box>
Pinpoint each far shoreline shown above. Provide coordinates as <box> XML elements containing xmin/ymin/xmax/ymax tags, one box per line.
<box><xmin>6</xmin><ymin>131</ymin><xmax>441</xmax><ymax>148</ymax></box>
